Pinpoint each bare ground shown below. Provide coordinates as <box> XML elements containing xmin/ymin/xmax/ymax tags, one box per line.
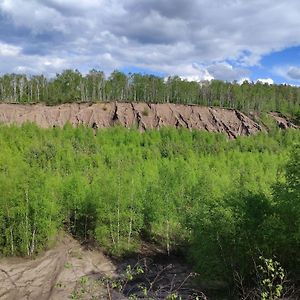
<box><xmin>0</xmin><ymin>234</ymin><xmax>118</xmax><ymax>300</ymax></box>
<box><xmin>269</xmin><ymin>112</ymin><xmax>298</xmax><ymax>129</ymax></box>
<box><xmin>0</xmin><ymin>102</ymin><xmax>265</xmax><ymax>138</ymax></box>
<box><xmin>0</xmin><ymin>235</ymin><xmax>203</xmax><ymax>300</ymax></box>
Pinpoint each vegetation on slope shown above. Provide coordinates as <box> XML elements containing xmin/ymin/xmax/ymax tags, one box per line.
<box><xmin>0</xmin><ymin>124</ymin><xmax>299</xmax><ymax>291</ymax></box>
<box><xmin>0</xmin><ymin>70</ymin><xmax>300</xmax><ymax>117</ymax></box>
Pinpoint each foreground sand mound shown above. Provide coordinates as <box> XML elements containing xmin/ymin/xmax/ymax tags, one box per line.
<box><xmin>0</xmin><ymin>234</ymin><xmax>118</xmax><ymax>300</ymax></box>
<box><xmin>0</xmin><ymin>102</ymin><xmax>264</xmax><ymax>138</ymax></box>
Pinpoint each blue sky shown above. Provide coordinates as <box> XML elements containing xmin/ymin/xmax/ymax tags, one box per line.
<box><xmin>247</xmin><ymin>47</ymin><xmax>300</xmax><ymax>85</ymax></box>
<box><xmin>1</xmin><ymin>0</ymin><xmax>300</xmax><ymax>84</ymax></box>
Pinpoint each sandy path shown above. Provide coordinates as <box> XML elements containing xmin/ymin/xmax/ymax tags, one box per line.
<box><xmin>0</xmin><ymin>234</ymin><xmax>117</xmax><ymax>300</ymax></box>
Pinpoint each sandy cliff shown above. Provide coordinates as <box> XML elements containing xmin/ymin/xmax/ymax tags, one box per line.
<box><xmin>0</xmin><ymin>102</ymin><xmax>267</xmax><ymax>138</ymax></box>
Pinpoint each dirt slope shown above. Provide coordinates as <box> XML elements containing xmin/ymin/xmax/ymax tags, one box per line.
<box><xmin>269</xmin><ymin>112</ymin><xmax>298</xmax><ymax>129</ymax></box>
<box><xmin>0</xmin><ymin>234</ymin><xmax>118</xmax><ymax>300</ymax></box>
<box><xmin>0</xmin><ymin>102</ymin><xmax>263</xmax><ymax>138</ymax></box>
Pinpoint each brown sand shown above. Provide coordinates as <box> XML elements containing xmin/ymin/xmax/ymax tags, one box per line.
<box><xmin>0</xmin><ymin>234</ymin><xmax>117</xmax><ymax>300</ymax></box>
<box><xmin>0</xmin><ymin>102</ymin><xmax>264</xmax><ymax>138</ymax></box>
<box><xmin>269</xmin><ymin>112</ymin><xmax>298</xmax><ymax>129</ymax></box>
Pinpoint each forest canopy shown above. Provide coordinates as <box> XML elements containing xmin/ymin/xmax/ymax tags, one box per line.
<box><xmin>0</xmin><ymin>70</ymin><xmax>299</xmax><ymax>119</ymax></box>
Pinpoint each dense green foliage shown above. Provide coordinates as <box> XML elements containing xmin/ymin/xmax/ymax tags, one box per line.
<box><xmin>0</xmin><ymin>124</ymin><xmax>299</xmax><ymax>287</ymax></box>
<box><xmin>0</xmin><ymin>70</ymin><xmax>300</xmax><ymax>117</ymax></box>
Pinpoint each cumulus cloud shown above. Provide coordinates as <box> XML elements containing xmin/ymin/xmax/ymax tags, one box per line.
<box><xmin>1</xmin><ymin>0</ymin><xmax>300</xmax><ymax>80</ymax></box>
<box><xmin>256</xmin><ymin>78</ymin><xmax>274</xmax><ymax>85</ymax></box>
<box><xmin>0</xmin><ymin>42</ymin><xmax>21</xmax><ymax>56</ymax></box>
<box><xmin>207</xmin><ymin>63</ymin><xmax>249</xmax><ymax>82</ymax></box>
<box><xmin>286</xmin><ymin>67</ymin><xmax>300</xmax><ymax>80</ymax></box>
<box><xmin>274</xmin><ymin>66</ymin><xmax>300</xmax><ymax>82</ymax></box>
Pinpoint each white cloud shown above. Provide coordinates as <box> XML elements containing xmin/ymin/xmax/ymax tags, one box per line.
<box><xmin>181</xmin><ymin>72</ymin><xmax>214</xmax><ymax>82</ymax></box>
<box><xmin>256</xmin><ymin>78</ymin><xmax>274</xmax><ymax>85</ymax></box>
<box><xmin>162</xmin><ymin>62</ymin><xmax>247</xmax><ymax>82</ymax></box>
<box><xmin>207</xmin><ymin>62</ymin><xmax>249</xmax><ymax>82</ymax></box>
<box><xmin>286</xmin><ymin>66</ymin><xmax>300</xmax><ymax>80</ymax></box>
<box><xmin>274</xmin><ymin>66</ymin><xmax>300</xmax><ymax>82</ymax></box>
<box><xmin>1</xmin><ymin>0</ymin><xmax>300</xmax><ymax>80</ymax></box>
<box><xmin>174</xmin><ymin>64</ymin><xmax>214</xmax><ymax>82</ymax></box>
<box><xmin>238</xmin><ymin>77</ymin><xmax>251</xmax><ymax>84</ymax></box>
<box><xmin>0</xmin><ymin>42</ymin><xmax>21</xmax><ymax>56</ymax></box>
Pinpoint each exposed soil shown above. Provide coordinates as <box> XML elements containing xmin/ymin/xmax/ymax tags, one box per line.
<box><xmin>0</xmin><ymin>102</ymin><xmax>266</xmax><ymax>138</ymax></box>
<box><xmin>0</xmin><ymin>234</ymin><xmax>117</xmax><ymax>300</ymax></box>
<box><xmin>269</xmin><ymin>112</ymin><xmax>298</xmax><ymax>129</ymax></box>
<box><xmin>0</xmin><ymin>235</ymin><xmax>207</xmax><ymax>300</ymax></box>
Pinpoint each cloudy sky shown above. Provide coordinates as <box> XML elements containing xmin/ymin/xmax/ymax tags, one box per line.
<box><xmin>1</xmin><ymin>0</ymin><xmax>300</xmax><ymax>84</ymax></box>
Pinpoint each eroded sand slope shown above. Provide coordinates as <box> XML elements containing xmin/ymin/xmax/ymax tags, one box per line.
<box><xmin>0</xmin><ymin>102</ymin><xmax>263</xmax><ymax>138</ymax></box>
<box><xmin>0</xmin><ymin>235</ymin><xmax>117</xmax><ymax>300</ymax></box>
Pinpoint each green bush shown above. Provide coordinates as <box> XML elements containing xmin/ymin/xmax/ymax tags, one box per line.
<box><xmin>0</xmin><ymin>124</ymin><xmax>299</xmax><ymax>291</ymax></box>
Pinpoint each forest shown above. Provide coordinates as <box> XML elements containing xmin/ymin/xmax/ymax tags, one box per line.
<box><xmin>0</xmin><ymin>123</ymin><xmax>299</xmax><ymax>297</ymax></box>
<box><xmin>0</xmin><ymin>70</ymin><xmax>300</xmax><ymax>121</ymax></box>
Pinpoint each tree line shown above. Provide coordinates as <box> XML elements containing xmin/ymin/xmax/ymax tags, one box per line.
<box><xmin>0</xmin><ymin>70</ymin><xmax>299</xmax><ymax>118</ymax></box>
<box><xmin>0</xmin><ymin>124</ymin><xmax>299</xmax><ymax>296</ymax></box>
